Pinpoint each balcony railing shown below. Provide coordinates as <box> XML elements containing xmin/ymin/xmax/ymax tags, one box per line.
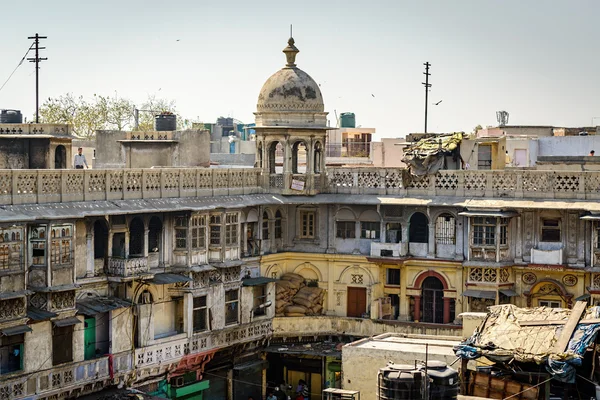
<box><xmin>108</xmin><ymin>256</ymin><xmax>149</xmax><ymax>277</ymax></box>
<box><xmin>2</xmin><ymin>167</ymin><xmax>600</xmax><ymax>206</ymax></box>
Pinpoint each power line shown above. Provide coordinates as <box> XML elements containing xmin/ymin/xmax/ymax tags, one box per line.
<box><xmin>27</xmin><ymin>33</ymin><xmax>48</xmax><ymax>123</ymax></box>
<box><xmin>422</xmin><ymin>61</ymin><xmax>431</xmax><ymax>133</ymax></box>
<box><xmin>0</xmin><ymin>43</ymin><xmax>35</xmax><ymax>94</ymax></box>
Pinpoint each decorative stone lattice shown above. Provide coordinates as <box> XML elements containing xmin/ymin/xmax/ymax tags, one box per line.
<box><xmin>108</xmin><ymin>171</ymin><xmax>123</xmax><ymax>192</ymax></box>
<box><xmin>0</xmin><ymin>172</ymin><xmax>11</xmax><ymax>195</ymax></box>
<box><xmin>0</xmin><ymin>297</ymin><xmax>26</xmax><ymax>320</ymax></box>
<box><xmin>88</xmin><ymin>172</ymin><xmax>106</xmax><ymax>192</ymax></box>
<box><xmin>329</xmin><ymin>170</ymin><xmax>353</xmax><ymax>187</ymax></box>
<box><xmin>163</xmin><ymin>171</ymin><xmax>179</xmax><ymax>191</ymax></box>
<box><xmin>192</xmin><ymin>272</ymin><xmax>209</xmax><ymax>288</ymax></box>
<box><xmin>229</xmin><ymin>170</ymin><xmax>244</xmax><ymax>187</ymax></box>
<box><xmin>562</xmin><ymin>274</ymin><xmax>578</xmax><ymax>287</ymax></box>
<box><xmin>522</xmin><ymin>172</ymin><xmax>550</xmax><ymax>192</ymax></box>
<box><xmin>125</xmin><ymin>171</ymin><xmax>142</xmax><ymax>192</ymax></box>
<box><xmin>463</xmin><ymin>172</ymin><xmax>486</xmax><ymax>191</ymax></box>
<box><xmin>385</xmin><ymin>171</ymin><xmax>403</xmax><ymax>189</ymax></box>
<box><xmin>214</xmin><ymin>170</ymin><xmax>228</xmax><ymax>188</ymax></box>
<box><xmin>30</xmin><ymin>292</ymin><xmax>48</xmax><ymax>310</ymax></box>
<box><xmin>493</xmin><ymin>173</ymin><xmax>516</xmax><ymax>196</ymax></box>
<box><xmin>198</xmin><ymin>170</ymin><xmax>212</xmax><ymax>189</ymax></box>
<box><xmin>357</xmin><ymin>172</ymin><xmax>380</xmax><ymax>188</ymax></box>
<box><xmin>65</xmin><ymin>173</ymin><xmax>84</xmax><ymax>193</ymax></box>
<box><xmin>522</xmin><ymin>272</ymin><xmax>537</xmax><ymax>285</ymax></box>
<box><xmin>181</xmin><ymin>171</ymin><xmax>196</xmax><ymax>190</ymax></box>
<box><xmin>436</xmin><ymin>172</ymin><xmax>458</xmax><ymax>190</ymax></box>
<box><xmin>554</xmin><ymin>173</ymin><xmax>580</xmax><ymax>193</ymax></box>
<box><xmin>499</xmin><ymin>268</ymin><xmax>510</xmax><ymax>283</ymax></box>
<box><xmin>593</xmin><ymin>274</ymin><xmax>600</xmax><ymax>289</ymax></box>
<box><xmin>408</xmin><ymin>176</ymin><xmax>429</xmax><ymax>189</ymax></box>
<box><xmin>351</xmin><ymin>274</ymin><xmax>364</xmax><ymax>284</ymax></box>
<box><xmin>144</xmin><ymin>172</ymin><xmax>160</xmax><ymax>191</ymax></box>
<box><xmin>16</xmin><ymin>173</ymin><xmax>37</xmax><ymax>194</ymax></box>
<box><xmin>223</xmin><ymin>266</ymin><xmax>241</xmax><ymax>283</ymax></box>
<box><xmin>270</xmin><ymin>174</ymin><xmax>284</xmax><ymax>189</ymax></box>
<box><xmin>245</xmin><ymin>170</ymin><xmax>258</xmax><ymax>187</ymax></box>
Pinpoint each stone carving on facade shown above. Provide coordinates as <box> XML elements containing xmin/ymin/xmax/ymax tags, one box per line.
<box><xmin>192</xmin><ymin>272</ymin><xmax>209</xmax><ymax>288</ymax></box>
<box><xmin>562</xmin><ymin>274</ymin><xmax>577</xmax><ymax>287</ymax></box>
<box><xmin>523</xmin><ymin>212</ymin><xmax>533</xmax><ymax>257</ymax></box>
<box><xmin>51</xmin><ymin>291</ymin><xmax>76</xmax><ymax>311</ymax></box>
<box><xmin>522</xmin><ymin>272</ymin><xmax>537</xmax><ymax>285</ymax></box>
<box><xmin>0</xmin><ymin>297</ymin><xmax>26</xmax><ymax>320</ymax></box>
<box><xmin>351</xmin><ymin>274</ymin><xmax>363</xmax><ymax>284</ymax></box>
<box><xmin>470</xmin><ymin>298</ymin><xmax>494</xmax><ymax>313</ymax></box>
<box><xmin>29</xmin><ymin>292</ymin><xmax>48</xmax><ymax>310</ymax></box>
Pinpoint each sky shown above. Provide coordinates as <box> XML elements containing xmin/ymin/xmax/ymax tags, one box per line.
<box><xmin>1</xmin><ymin>0</ymin><xmax>599</xmax><ymax>140</ymax></box>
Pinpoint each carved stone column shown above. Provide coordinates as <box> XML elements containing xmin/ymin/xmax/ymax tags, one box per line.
<box><xmin>86</xmin><ymin>232</ymin><xmax>94</xmax><ymax>277</ymax></box>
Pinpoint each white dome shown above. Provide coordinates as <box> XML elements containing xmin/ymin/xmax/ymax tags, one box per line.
<box><xmin>257</xmin><ymin>67</ymin><xmax>324</xmax><ymax>113</ymax></box>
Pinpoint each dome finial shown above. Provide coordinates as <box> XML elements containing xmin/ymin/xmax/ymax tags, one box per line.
<box><xmin>283</xmin><ymin>26</ymin><xmax>299</xmax><ymax>68</ymax></box>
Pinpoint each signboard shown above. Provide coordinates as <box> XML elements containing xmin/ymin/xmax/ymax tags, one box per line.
<box><xmin>291</xmin><ymin>179</ymin><xmax>305</xmax><ymax>191</ymax></box>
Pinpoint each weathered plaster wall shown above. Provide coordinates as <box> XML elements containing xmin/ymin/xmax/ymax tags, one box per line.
<box><xmin>75</xmin><ymin>220</ymin><xmax>87</xmax><ymax>279</ymax></box>
<box><xmin>95</xmin><ymin>131</ymin><xmax>127</xmax><ymax>168</ymax></box>
<box><xmin>25</xmin><ymin>322</ymin><xmax>53</xmax><ymax>372</ymax></box>
<box><xmin>126</xmin><ymin>142</ymin><xmax>173</xmax><ymax>168</ymax></box>
<box><xmin>0</xmin><ymin>140</ymin><xmax>28</xmax><ymax>169</ymax></box>
<box><xmin>111</xmin><ymin>308</ymin><xmax>133</xmax><ymax>354</ymax></box>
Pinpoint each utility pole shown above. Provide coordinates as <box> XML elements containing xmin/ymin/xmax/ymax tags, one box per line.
<box><xmin>27</xmin><ymin>33</ymin><xmax>48</xmax><ymax>123</ymax></box>
<box><xmin>422</xmin><ymin>62</ymin><xmax>431</xmax><ymax>133</ymax></box>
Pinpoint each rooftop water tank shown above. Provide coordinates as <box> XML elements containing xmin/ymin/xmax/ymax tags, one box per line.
<box><xmin>340</xmin><ymin>112</ymin><xmax>356</xmax><ymax>128</ymax></box>
<box><xmin>420</xmin><ymin>361</ymin><xmax>459</xmax><ymax>400</ymax></box>
<box><xmin>154</xmin><ymin>114</ymin><xmax>177</xmax><ymax>131</ymax></box>
<box><xmin>378</xmin><ymin>364</ymin><xmax>428</xmax><ymax>400</ymax></box>
<box><xmin>0</xmin><ymin>109</ymin><xmax>23</xmax><ymax>124</ymax></box>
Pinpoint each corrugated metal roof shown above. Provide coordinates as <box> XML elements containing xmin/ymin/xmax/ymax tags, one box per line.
<box><xmin>150</xmin><ymin>273</ymin><xmax>192</xmax><ymax>285</ymax></box>
<box><xmin>242</xmin><ymin>277</ymin><xmax>278</xmax><ymax>286</ymax></box>
<box><xmin>459</xmin><ymin>210</ymin><xmax>518</xmax><ymax>218</ymax></box>
<box><xmin>1</xmin><ymin>324</ymin><xmax>32</xmax><ymax>336</ymax></box>
<box><xmin>27</xmin><ymin>307</ymin><xmax>58</xmax><ymax>321</ymax></box>
<box><xmin>462</xmin><ymin>290</ymin><xmax>496</xmax><ymax>299</ymax></box>
<box><xmin>0</xmin><ymin>290</ymin><xmax>32</xmax><ymax>300</ymax></box>
<box><xmin>53</xmin><ymin>316</ymin><xmax>82</xmax><ymax>327</ymax></box>
<box><xmin>30</xmin><ymin>283</ymin><xmax>79</xmax><ymax>293</ymax></box>
<box><xmin>76</xmin><ymin>296</ymin><xmax>132</xmax><ymax>316</ymax></box>
<box><xmin>499</xmin><ymin>289</ymin><xmax>518</xmax><ymax>297</ymax></box>
<box><xmin>190</xmin><ymin>265</ymin><xmax>217</xmax><ymax>272</ymax></box>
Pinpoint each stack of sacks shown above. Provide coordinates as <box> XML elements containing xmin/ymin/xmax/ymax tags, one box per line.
<box><xmin>274</xmin><ymin>272</ymin><xmax>326</xmax><ymax>317</ymax></box>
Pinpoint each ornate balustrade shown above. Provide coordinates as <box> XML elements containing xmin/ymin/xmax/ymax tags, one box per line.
<box><xmin>134</xmin><ymin>319</ymin><xmax>272</xmax><ymax>369</ymax></box>
<box><xmin>0</xmin><ymin>356</ymin><xmax>113</xmax><ymax>400</ymax></box>
<box><xmin>108</xmin><ymin>256</ymin><xmax>149</xmax><ymax>277</ymax></box>
<box><xmin>0</xmin><ymin>123</ymin><xmax>70</xmax><ymax>136</ymax></box>
<box><xmin>0</xmin><ymin>168</ymin><xmax>262</xmax><ymax>205</ymax></box>
<box><xmin>325</xmin><ymin>168</ymin><xmax>600</xmax><ymax>200</ymax></box>
<box><xmin>2</xmin><ymin>167</ymin><xmax>600</xmax><ymax>206</ymax></box>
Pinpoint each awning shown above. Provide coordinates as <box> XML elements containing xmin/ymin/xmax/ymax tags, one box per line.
<box><xmin>233</xmin><ymin>359</ymin><xmax>268</xmax><ymax>370</ymax></box>
<box><xmin>27</xmin><ymin>307</ymin><xmax>58</xmax><ymax>321</ymax></box>
<box><xmin>191</xmin><ymin>264</ymin><xmax>217</xmax><ymax>273</ymax></box>
<box><xmin>30</xmin><ymin>283</ymin><xmax>80</xmax><ymax>293</ymax></box>
<box><xmin>242</xmin><ymin>277</ymin><xmax>278</xmax><ymax>286</ymax></box>
<box><xmin>499</xmin><ymin>289</ymin><xmax>518</xmax><ymax>297</ymax></box>
<box><xmin>1</xmin><ymin>325</ymin><xmax>32</xmax><ymax>336</ymax></box>
<box><xmin>150</xmin><ymin>273</ymin><xmax>192</xmax><ymax>285</ymax></box>
<box><xmin>576</xmin><ymin>293</ymin><xmax>591</xmax><ymax>301</ymax></box>
<box><xmin>462</xmin><ymin>290</ymin><xmax>496</xmax><ymax>299</ymax></box>
<box><xmin>0</xmin><ymin>290</ymin><xmax>32</xmax><ymax>300</ymax></box>
<box><xmin>458</xmin><ymin>210</ymin><xmax>518</xmax><ymax>218</ymax></box>
<box><xmin>76</xmin><ymin>296</ymin><xmax>132</xmax><ymax>316</ymax></box>
<box><xmin>53</xmin><ymin>317</ymin><xmax>82</xmax><ymax>327</ymax></box>
<box><xmin>580</xmin><ymin>215</ymin><xmax>600</xmax><ymax>221</ymax></box>
<box><xmin>212</xmin><ymin>261</ymin><xmax>243</xmax><ymax>269</ymax></box>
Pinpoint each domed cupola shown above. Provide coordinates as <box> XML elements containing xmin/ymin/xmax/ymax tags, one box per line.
<box><xmin>254</xmin><ymin>37</ymin><xmax>328</xmax><ymax>196</ymax></box>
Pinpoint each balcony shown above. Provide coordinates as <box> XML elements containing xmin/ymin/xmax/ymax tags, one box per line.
<box><xmin>370</xmin><ymin>242</ymin><xmax>404</xmax><ymax>258</ymax></box>
<box><xmin>531</xmin><ymin>245</ymin><xmax>564</xmax><ymax>265</ymax></box>
<box><xmin>108</xmin><ymin>256</ymin><xmax>149</xmax><ymax>277</ymax></box>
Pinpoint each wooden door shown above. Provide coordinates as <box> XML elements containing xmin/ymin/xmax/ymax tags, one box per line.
<box><xmin>347</xmin><ymin>287</ymin><xmax>367</xmax><ymax>317</ymax></box>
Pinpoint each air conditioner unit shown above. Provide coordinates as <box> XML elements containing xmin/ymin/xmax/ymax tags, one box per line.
<box><xmin>171</xmin><ymin>376</ymin><xmax>185</xmax><ymax>388</ymax></box>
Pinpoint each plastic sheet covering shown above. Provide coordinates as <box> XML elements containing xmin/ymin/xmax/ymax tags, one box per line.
<box><xmin>454</xmin><ymin>304</ymin><xmax>600</xmax><ymax>383</ymax></box>
<box><xmin>402</xmin><ymin>132</ymin><xmax>463</xmax><ymax>177</ymax></box>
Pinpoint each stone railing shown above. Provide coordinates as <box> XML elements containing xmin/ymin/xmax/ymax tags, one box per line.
<box><xmin>0</xmin><ymin>356</ymin><xmax>112</xmax><ymax>400</ymax></box>
<box><xmin>0</xmin><ymin>168</ymin><xmax>262</xmax><ymax>205</ymax></box>
<box><xmin>134</xmin><ymin>319</ymin><xmax>272</xmax><ymax>369</ymax></box>
<box><xmin>0</xmin><ymin>123</ymin><xmax>70</xmax><ymax>136</ymax></box>
<box><xmin>272</xmin><ymin>316</ymin><xmax>462</xmax><ymax>338</ymax></box>
<box><xmin>326</xmin><ymin>168</ymin><xmax>600</xmax><ymax>200</ymax></box>
<box><xmin>108</xmin><ymin>256</ymin><xmax>149</xmax><ymax>277</ymax></box>
<box><xmin>3</xmin><ymin>167</ymin><xmax>600</xmax><ymax>206</ymax></box>
<box><xmin>127</xmin><ymin>131</ymin><xmax>173</xmax><ymax>140</ymax></box>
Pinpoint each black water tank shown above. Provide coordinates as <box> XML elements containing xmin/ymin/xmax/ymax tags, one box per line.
<box><xmin>421</xmin><ymin>361</ymin><xmax>459</xmax><ymax>400</ymax></box>
<box><xmin>378</xmin><ymin>364</ymin><xmax>428</xmax><ymax>400</ymax></box>
<box><xmin>0</xmin><ymin>109</ymin><xmax>23</xmax><ymax>124</ymax></box>
<box><xmin>154</xmin><ymin>114</ymin><xmax>177</xmax><ymax>131</ymax></box>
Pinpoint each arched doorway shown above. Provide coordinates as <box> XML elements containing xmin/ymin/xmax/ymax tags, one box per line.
<box><xmin>292</xmin><ymin>141</ymin><xmax>307</xmax><ymax>174</ymax></box>
<box><xmin>422</xmin><ymin>276</ymin><xmax>444</xmax><ymax>323</ymax></box>
<box><xmin>55</xmin><ymin>145</ymin><xmax>66</xmax><ymax>169</ymax></box>
<box><xmin>129</xmin><ymin>218</ymin><xmax>144</xmax><ymax>257</ymax></box>
<box><xmin>409</xmin><ymin>212</ymin><xmax>429</xmax><ymax>243</ymax></box>
<box><xmin>93</xmin><ymin>220</ymin><xmax>108</xmax><ymax>272</ymax></box>
<box><xmin>314</xmin><ymin>141</ymin><xmax>322</xmax><ymax>173</ymax></box>
<box><xmin>148</xmin><ymin>217</ymin><xmax>162</xmax><ymax>268</ymax></box>
<box><xmin>268</xmin><ymin>141</ymin><xmax>283</xmax><ymax>174</ymax></box>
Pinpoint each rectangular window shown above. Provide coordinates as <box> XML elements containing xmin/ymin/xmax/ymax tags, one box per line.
<box><xmin>225</xmin><ymin>289</ymin><xmax>239</xmax><ymax>325</ymax></box>
<box><xmin>478</xmin><ymin>145</ymin><xmax>492</xmax><ymax>170</ymax></box>
<box><xmin>50</xmin><ymin>225</ymin><xmax>73</xmax><ymax>266</ymax></box>
<box><xmin>386</xmin><ymin>223</ymin><xmax>401</xmax><ymax>243</ymax></box>
<box><xmin>472</xmin><ymin>217</ymin><xmax>496</xmax><ymax>246</ymax></box>
<box><xmin>274</xmin><ymin>214</ymin><xmax>282</xmax><ymax>239</ymax></box>
<box><xmin>192</xmin><ymin>296</ymin><xmax>207</xmax><ymax>332</ymax></box>
<box><xmin>253</xmin><ymin>285</ymin><xmax>267</xmax><ymax>316</ymax></box>
<box><xmin>191</xmin><ymin>215</ymin><xmax>206</xmax><ymax>250</ymax></box>
<box><xmin>0</xmin><ymin>227</ymin><xmax>23</xmax><ymax>271</ymax></box>
<box><xmin>386</xmin><ymin>268</ymin><xmax>400</xmax><ymax>285</ymax></box>
<box><xmin>539</xmin><ymin>300</ymin><xmax>561</xmax><ymax>308</ymax></box>
<box><xmin>52</xmin><ymin>326</ymin><xmax>73</xmax><ymax>365</ymax></box>
<box><xmin>300</xmin><ymin>211</ymin><xmax>315</xmax><ymax>239</ymax></box>
<box><xmin>435</xmin><ymin>215</ymin><xmax>456</xmax><ymax>244</ymax></box>
<box><xmin>541</xmin><ymin>219</ymin><xmax>561</xmax><ymax>242</ymax></box>
<box><xmin>0</xmin><ymin>334</ymin><xmax>24</xmax><ymax>375</ymax></box>
<box><xmin>175</xmin><ymin>217</ymin><xmax>188</xmax><ymax>250</ymax></box>
<box><xmin>225</xmin><ymin>213</ymin><xmax>238</xmax><ymax>246</ymax></box>
<box><xmin>336</xmin><ymin>221</ymin><xmax>355</xmax><ymax>239</ymax></box>
<box><xmin>210</xmin><ymin>215</ymin><xmax>221</xmax><ymax>246</ymax></box>
<box><xmin>30</xmin><ymin>225</ymin><xmax>47</xmax><ymax>266</ymax></box>
<box><xmin>500</xmin><ymin>218</ymin><xmax>509</xmax><ymax>245</ymax></box>
<box><xmin>361</xmin><ymin>222</ymin><xmax>381</xmax><ymax>239</ymax></box>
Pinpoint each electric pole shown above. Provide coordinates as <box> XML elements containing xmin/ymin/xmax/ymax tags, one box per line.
<box><xmin>422</xmin><ymin>62</ymin><xmax>431</xmax><ymax>133</ymax></box>
<box><xmin>27</xmin><ymin>33</ymin><xmax>47</xmax><ymax>123</ymax></box>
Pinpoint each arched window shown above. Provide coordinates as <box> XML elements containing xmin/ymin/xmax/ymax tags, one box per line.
<box><xmin>54</xmin><ymin>145</ymin><xmax>66</xmax><ymax>169</ymax></box>
<box><xmin>129</xmin><ymin>218</ymin><xmax>144</xmax><ymax>257</ymax></box>
<box><xmin>262</xmin><ymin>212</ymin><xmax>269</xmax><ymax>240</ymax></box>
<box><xmin>268</xmin><ymin>142</ymin><xmax>282</xmax><ymax>174</ymax></box>
<box><xmin>274</xmin><ymin>210</ymin><xmax>282</xmax><ymax>239</ymax></box>
<box><xmin>435</xmin><ymin>214</ymin><xmax>456</xmax><ymax>244</ymax></box>
<box><xmin>93</xmin><ymin>220</ymin><xmax>108</xmax><ymax>266</ymax></box>
<box><xmin>257</xmin><ymin>142</ymin><xmax>263</xmax><ymax>169</ymax></box>
<box><xmin>292</xmin><ymin>141</ymin><xmax>306</xmax><ymax>174</ymax></box>
<box><xmin>314</xmin><ymin>141</ymin><xmax>322</xmax><ymax>174</ymax></box>
<box><xmin>359</xmin><ymin>210</ymin><xmax>381</xmax><ymax>240</ymax></box>
<box><xmin>336</xmin><ymin>208</ymin><xmax>356</xmax><ymax>239</ymax></box>
<box><xmin>409</xmin><ymin>212</ymin><xmax>428</xmax><ymax>243</ymax></box>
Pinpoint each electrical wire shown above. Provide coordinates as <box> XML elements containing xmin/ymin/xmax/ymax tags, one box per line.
<box><xmin>0</xmin><ymin>43</ymin><xmax>35</xmax><ymax>94</ymax></box>
<box><xmin>501</xmin><ymin>376</ymin><xmax>552</xmax><ymax>400</ymax></box>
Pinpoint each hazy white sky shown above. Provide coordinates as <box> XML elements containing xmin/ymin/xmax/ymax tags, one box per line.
<box><xmin>1</xmin><ymin>0</ymin><xmax>599</xmax><ymax>139</ymax></box>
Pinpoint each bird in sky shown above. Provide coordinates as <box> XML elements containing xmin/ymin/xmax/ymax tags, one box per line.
<box><xmin>434</xmin><ymin>100</ymin><xmax>443</xmax><ymax>105</ymax></box>
<box><xmin>371</xmin><ymin>94</ymin><xmax>375</xmax><ymax>97</ymax></box>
